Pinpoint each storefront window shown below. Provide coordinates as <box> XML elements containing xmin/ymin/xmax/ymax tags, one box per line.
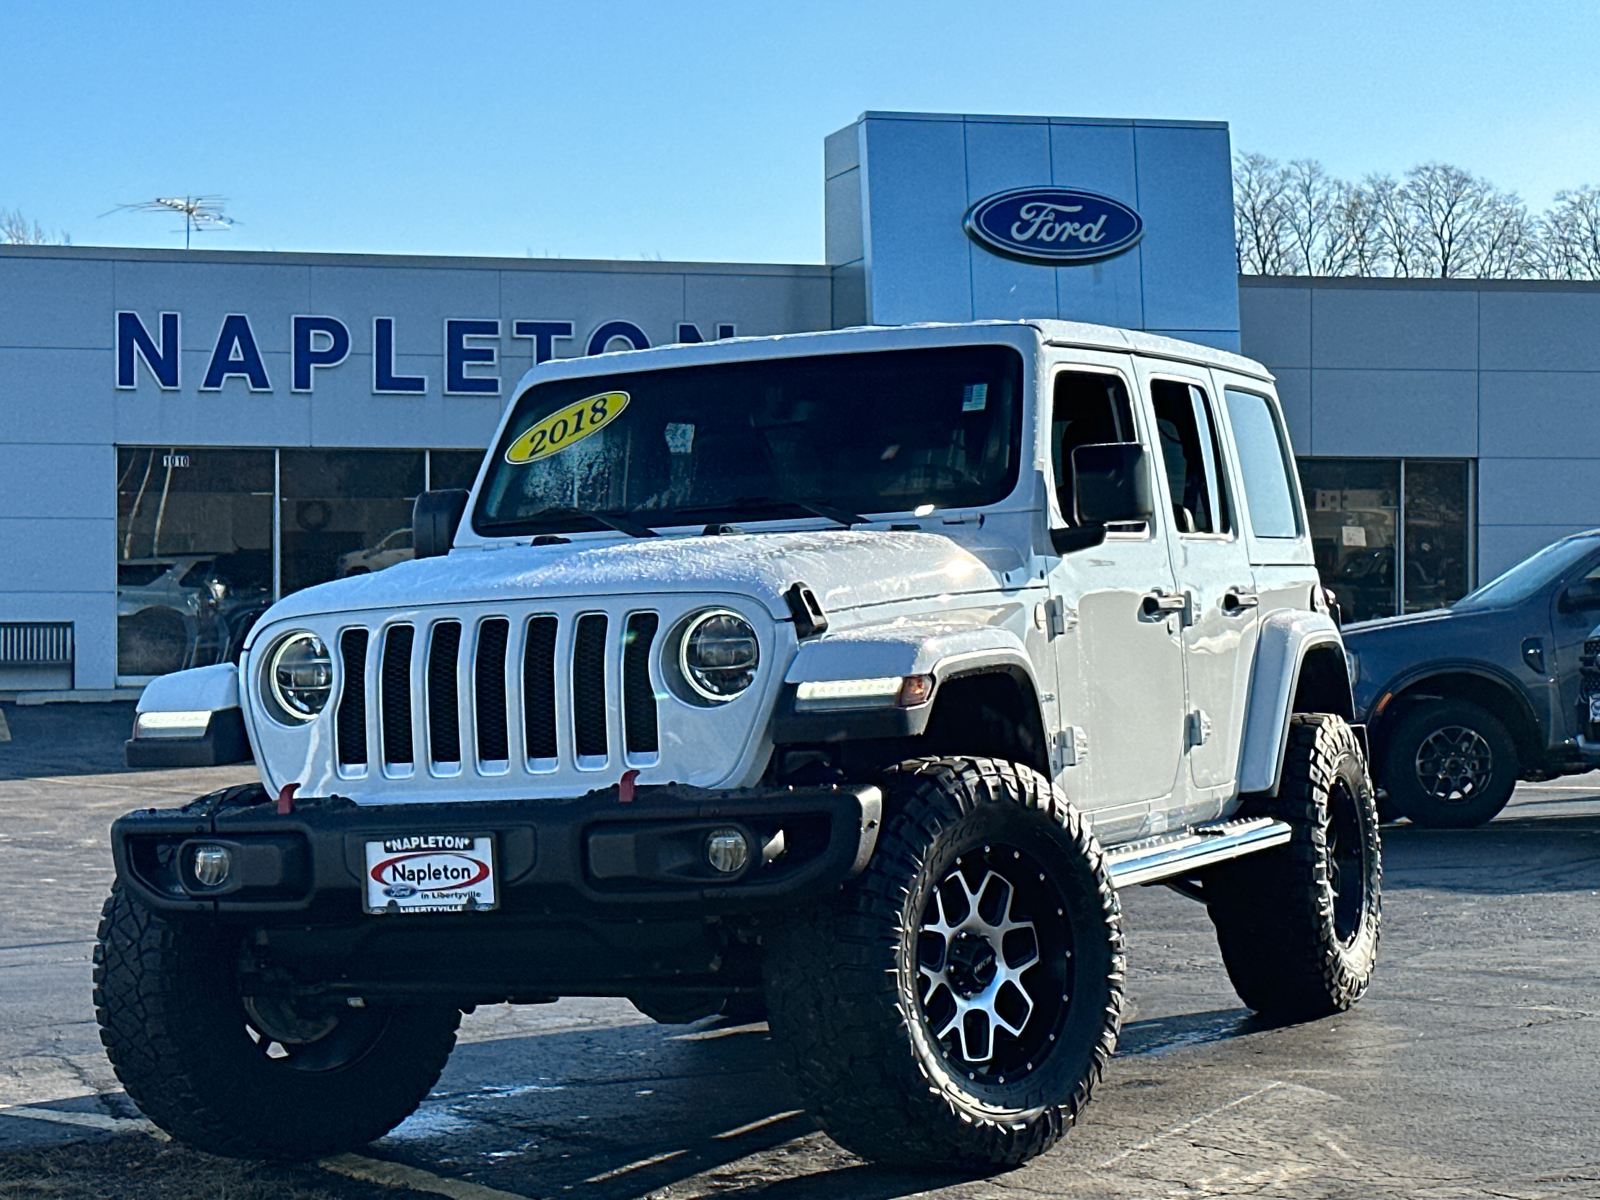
<box><xmin>116</xmin><ymin>448</ymin><xmax>274</xmax><ymax>678</ymax></box>
<box><xmin>430</xmin><ymin>450</ymin><xmax>486</xmax><ymax>492</ymax></box>
<box><xmin>280</xmin><ymin>450</ymin><xmax>424</xmax><ymax>592</ymax></box>
<box><xmin>1298</xmin><ymin>458</ymin><xmax>1472</xmax><ymax>621</ymax></box>
<box><xmin>1400</xmin><ymin>460</ymin><xmax>1470</xmax><ymax>613</ymax></box>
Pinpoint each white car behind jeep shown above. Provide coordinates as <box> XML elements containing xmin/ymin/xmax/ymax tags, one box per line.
<box><xmin>101</xmin><ymin>320</ymin><xmax>1380</xmax><ymax>1171</ymax></box>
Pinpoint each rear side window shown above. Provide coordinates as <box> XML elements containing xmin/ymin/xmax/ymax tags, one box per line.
<box><xmin>1224</xmin><ymin>388</ymin><xmax>1301</xmax><ymax>539</ymax></box>
<box><xmin>1151</xmin><ymin>380</ymin><xmax>1231</xmax><ymax>535</ymax></box>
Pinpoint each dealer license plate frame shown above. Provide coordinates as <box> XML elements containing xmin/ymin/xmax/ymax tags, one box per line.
<box><xmin>363</xmin><ymin>833</ymin><xmax>498</xmax><ymax>915</ymax></box>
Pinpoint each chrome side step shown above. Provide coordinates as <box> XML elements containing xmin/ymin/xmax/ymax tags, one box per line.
<box><xmin>1103</xmin><ymin>816</ymin><xmax>1292</xmax><ymax>889</ymax></box>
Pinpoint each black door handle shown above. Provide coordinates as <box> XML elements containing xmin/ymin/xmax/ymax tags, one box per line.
<box><xmin>1141</xmin><ymin>590</ymin><xmax>1187</xmax><ymax>618</ymax></box>
<box><xmin>1223</xmin><ymin>587</ymin><xmax>1259</xmax><ymax>614</ymax></box>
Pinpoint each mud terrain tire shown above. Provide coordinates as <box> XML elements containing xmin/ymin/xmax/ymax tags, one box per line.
<box><xmin>764</xmin><ymin>757</ymin><xmax>1124</xmax><ymax>1170</ymax></box>
<box><xmin>94</xmin><ymin>887</ymin><xmax>460</xmax><ymax>1159</ymax></box>
<box><xmin>1206</xmin><ymin>714</ymin><xmax>1382</xmax><ymax>1020</ymax></box>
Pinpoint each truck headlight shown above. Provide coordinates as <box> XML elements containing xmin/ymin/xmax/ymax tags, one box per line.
<box><xmin>679</xmin><ymin>610</ymin><xmax>759</xmax><ymax>702</ymax></box>
<box><xmin>1344</xmin><ymin>648</ymin><xmax>1360</xmax><ymax>688</ymax></box>
<box><xmin>264</xmin><ymin>632</ymin><xmax>333</xmax><ymax>723</ymax></box>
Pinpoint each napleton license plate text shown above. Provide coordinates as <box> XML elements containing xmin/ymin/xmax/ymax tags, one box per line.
<box><xmin>363</xmin><ymin>834</ymin><xmax>497</xmax><ymax>913</ymax></box>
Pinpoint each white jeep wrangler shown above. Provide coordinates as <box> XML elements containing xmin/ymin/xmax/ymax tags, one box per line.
<box><xmin>99</xmin><ymin>320</ymin><xmax>1380</xmax><ymax>1170</ymax></box>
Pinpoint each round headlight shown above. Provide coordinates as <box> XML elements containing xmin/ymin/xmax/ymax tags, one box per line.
<box><xmin>267</xmin><ymin>633</ymin><xmax>333</xmax><ymax>723</ymax></box>
<box><xmin>679</xmin><ymin>610</ymin><xmax>759</xmax><ymax>702</ymax></box>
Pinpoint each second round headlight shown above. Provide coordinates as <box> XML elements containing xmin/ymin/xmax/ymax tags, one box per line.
<box><xmin>267</xmin><ymin>632</ymin><xmax>333</xmax><ymax>722</ymax></box>
<box><xmin>679</xmin><ymin>610</ymin><xmax>759</xmax><ymax>702</ymax></box>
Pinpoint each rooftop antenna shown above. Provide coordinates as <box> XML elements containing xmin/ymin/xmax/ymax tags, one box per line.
<box><xmin>106</xmin><ymin>196</ymin><xmax>235</xmax><ymax>249</ymax></box>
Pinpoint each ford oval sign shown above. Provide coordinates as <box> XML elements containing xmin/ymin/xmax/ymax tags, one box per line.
<box><xmin>963</xmin><ymin>187</ymin><xmax>1143</xmax><ymax>264</ymax></box>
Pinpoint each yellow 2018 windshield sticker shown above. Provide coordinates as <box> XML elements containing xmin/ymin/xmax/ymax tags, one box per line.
<box><xmin>504</xmin><ymin>391</ymin><xmax>629</xmax><ymax>465</ymax></box>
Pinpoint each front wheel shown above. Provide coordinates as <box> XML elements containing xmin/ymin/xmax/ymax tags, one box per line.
<box><xmin>1383</xmin><ymin>699</ymin><xmax>1518</xmax><ymax>828</ymax></box>
<box><xmin>764</xmin><ymin>758</ymin><xmax>1124</xmax><ymax>1170</ymax></box>
<box><xmin>1206</xmin><ymin>714</ymin><xmax>1382</xmax><ymax>1020</ymax></box>
<box><xmin>94</xmin><ymin>887</ymin><xmax>460</xmax><ymax>1159</ymax></box>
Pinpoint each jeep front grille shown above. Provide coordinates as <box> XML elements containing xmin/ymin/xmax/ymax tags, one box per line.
<box><xmin>337</xmin><ymin>610</ymin><xmax>662</xmax><ymax>780</ymax></box>
<box><xmin>336</xmin><ymin>629</ymin><xmax>368</xmax><ymax>766</ymax></box>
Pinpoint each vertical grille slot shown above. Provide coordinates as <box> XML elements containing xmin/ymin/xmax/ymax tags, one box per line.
<box><xmin>475</xmin><ymin>618</ymin><xmax>510</xmax><ymax>764</ymax></box>
<box><xmin>623</xmin><ymin>612</ymin><xmax>660</xmax><ymax>756</ymax></box>
<box><xmin>381</xmin><ymin>624</ymin><xmax>415</xmax><ymax>765</ymax></box>
<box><xmin>428</xmin><ymin>621</ymin><xmax>463</xmax><ymax>765</ymax></box>
<box><xmin>572</xmin><ymin>614</ymin><xmax>609</xmax><ymax>762</ymax></box>
<box><xmin>523</xmin><ymin>616</ymin><xmax>559</xmax><ymax>762</ymax></box>
<box><xmin>336</xmin><ymin>628</ymin><xmax>368</xmax><ymax>766</ymax></box>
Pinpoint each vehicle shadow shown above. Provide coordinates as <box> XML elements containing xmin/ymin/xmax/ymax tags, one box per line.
<box><xmin>380</xmin><ymin>998</ymin><xmax>1302</xmax><ymax>1199</ymax></box>
<box><xmin>1381</xmin><ymin>813</ymin><xmax>1600</xmax><ymax>894</ymax></box>
<box><xmin>378</xmin><ymin>1018</ymin><xmax>984</xmax><ymax>1198</ymax></box>
<box><xmin>0</xmin><ymin>702</ymin><xmax>138</xmax><ymax>780</ymax></box>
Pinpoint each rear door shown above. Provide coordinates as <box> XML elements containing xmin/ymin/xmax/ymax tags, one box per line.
<box><xmin>1134</xmin><ymin>360</ymin><xmax>1258</xmax><ymax>814</ymax></box>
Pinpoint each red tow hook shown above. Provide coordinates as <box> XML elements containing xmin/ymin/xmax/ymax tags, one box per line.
<box><xmin>618</xmin><ymin>769</ymin><xmax>640</xmax><ymax>803</ymax></box>
<box><xmin>276</xmin><ymin>782</ymin><xmax>300</xmax><ymax>815</ymax></box>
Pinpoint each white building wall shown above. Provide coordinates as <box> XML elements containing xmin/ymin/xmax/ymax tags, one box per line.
<box><xmin>0</xmin><ymin>246</ymin><xmax>831</xmax><ymax>692</ymax></box>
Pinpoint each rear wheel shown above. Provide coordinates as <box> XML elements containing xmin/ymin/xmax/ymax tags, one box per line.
<box><xmin>94</xmin><ymin>887</ymin><xmax>460</xmax><ymax>1159</ymax></box>
<box><xmin>1383</xmin><ymin>699</ymin><xmax>1518</xmax><ymax>828</ymax></box>
<box><xmin>1206</xmin><ymin>714</ymin><xmax>1381</xmax><ymax>1020</ymax></box>
<box><xmin>764</xmin><ymin>757</ymin><xmax>1123</xmax><ymax>1170</ymax></box>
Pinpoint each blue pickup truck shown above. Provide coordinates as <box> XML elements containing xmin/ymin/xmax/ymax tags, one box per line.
<box><xmin>1343</xmin><ymin>531</ymin><xmax>1600</xmax><ymax>826</ymax></box>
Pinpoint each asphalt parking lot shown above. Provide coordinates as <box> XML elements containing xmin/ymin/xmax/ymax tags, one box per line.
<box><xmin>1</xmin><ymin>700</ymin><xmax>1598</xmax><ymax>1199</ymax></box>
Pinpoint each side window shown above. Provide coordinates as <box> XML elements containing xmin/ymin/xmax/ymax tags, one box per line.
<box><xmin>1052</xmin><ymin>370</ymin><xmax>1138</xmax><ymax>527</ymax></box>
<box><xmin>1150</xmin><ymin>380</ymin><xmax>1231</xmax><ymax>535</ymax></box>
<box><xmin>1224</xmin><ymin>388</ymin><xmax>1301</xmax><ymax>539</ymax></box>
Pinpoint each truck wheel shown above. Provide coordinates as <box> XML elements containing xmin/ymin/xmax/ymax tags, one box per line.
<box><xmin>764</xmin><ymin>757</ymin><xmax>1124</xmax><ymax>1170</ymax></box>
<box><xmin>1383</xmin><ymin>699</ymin><xmax>1518</xmax><ymax>828</ymax></box>
<box><xmin>93</xmin><ymin>887</ymin><xmax>460</xmax><ymax>1159</ymax></box>
<box><xmin>1206</xmin><ymin>714</ymin><xmax>1381</xmax><ymax>1020</ymax></box>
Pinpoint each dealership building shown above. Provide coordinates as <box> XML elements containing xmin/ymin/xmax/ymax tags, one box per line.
<box><xmin>3</xmin><ymin>109</ymin><xmax>1598</xmax><ymax>696</ymax></box>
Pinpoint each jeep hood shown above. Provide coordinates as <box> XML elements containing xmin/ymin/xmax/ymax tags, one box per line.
<box><xmin>252</xmin><ymin>530</ymin><xmax>1025</xmax><ymax>633</ymax></box>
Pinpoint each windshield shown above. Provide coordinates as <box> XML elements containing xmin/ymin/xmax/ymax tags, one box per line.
<box><xmin>1454</xmin><ymin>535</ymin><xmax>1600</xmax><ymax>609</ymax></box>
<box><xmin>474</xmin><ymin>345</ymin><xmax>1024</xmax><ymax>536</ymax></box>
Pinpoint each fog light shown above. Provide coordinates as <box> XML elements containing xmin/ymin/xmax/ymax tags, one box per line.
<box><xmin>191</xmin><ymin>844</ymin><xmax>233</xmax><ymax>888</ymax></box>
<box><xmin>705</xmin><ymin>829</ymin><xmax>750</xmax><ymax>875</ymax></box>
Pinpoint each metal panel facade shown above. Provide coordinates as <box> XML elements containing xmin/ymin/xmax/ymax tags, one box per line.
<box><xmin>1240</xmin><ymin>277</ymin><xmax>1600</xmax><ymax>583</ymax></box>
<box><xmin>826</xmin><ymin>111</ymin><xmax>1241</xmax><ymax>349</ymax></box>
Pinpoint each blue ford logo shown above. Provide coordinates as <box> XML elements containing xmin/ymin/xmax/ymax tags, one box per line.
<box><xmin>963</xmin><ymin>187</ymin><xmax>1143</xmax><ymax>264</ymax></box>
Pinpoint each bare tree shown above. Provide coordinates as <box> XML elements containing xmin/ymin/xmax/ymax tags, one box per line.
<box><xmin>1331</xmin><ymin>180</ymin><xmax>1383</xmax><ymax>275</ymax></box>
<box><xmin>1540</xmin><ymin>186</ymin><xmax>1600</xmax><ymax>279</ymax></box>
<box><xmin>1232</xmin><ymin>153</ymin><xmax>1298</xmax><ymax>275</ymax></box>
<box><xmin>1365</xmin><ymin>174</ymin><xmax>1417</xmax><ymax>277</ymax></box>
<box><xmin>1474</xmin><ymin>191</ymin><xmax>1536</xmax><ymax>279</ymax></box>
<box><xmin>1</xmin><ymin>208</ymin><xmax>70</xmax><ymax>245</ymax></box>
<box><xmin>1402</xmin><ymin>163</ymin><xmax>1499</xmax><ymax>277</ymax></box>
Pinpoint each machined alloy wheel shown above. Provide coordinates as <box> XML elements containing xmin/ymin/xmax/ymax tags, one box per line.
<box><xmin>917</xmin><ymin>848</ymin><xmax>1070</xmax><ymax>1083</ymax></box>
<box><xmin>764</xmin><ymin>757</ymin><xmax>1124</xmax><ymax>1170</ymax></box>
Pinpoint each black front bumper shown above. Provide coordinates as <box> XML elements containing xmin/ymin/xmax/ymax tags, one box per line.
<box><xmin>112</xmin><ymin>781</ymin><xmax>881</xmax><ymax>922</ymax></box>
<box><xmin>111</xmin><ymin>782</ymin><xmax>881</xmax><ymax>1004</ymax></box>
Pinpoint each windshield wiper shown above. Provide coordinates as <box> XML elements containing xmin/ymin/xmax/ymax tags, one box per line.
<box><xmin>481</xmin><ymin>506</ymin><xmax>658</xmax><ymax>539</ymax></box>
<box><xmin>664</xmin><ymin>495</ymin><xmax>865</xmax><ymax>528</ymax></box>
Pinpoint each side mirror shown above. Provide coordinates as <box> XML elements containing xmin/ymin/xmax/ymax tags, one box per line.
<box><xmin>1050</xmin><ymin>442</ymin><xmax>1153</xmax><ymax>554</ymax></box>
<box><xmin>413</xmin><ymin>489</ymin><xmax>470</xmax><ymax>559</ymax></box>
<box><xmin>1559</xmin><ymin>578</ymin><xmax>1600</xmax><ymax>613</ymax></box>
<box><xmin>1072</xmin><ymin>442</ymin><xmax>1154</xmax><ymax>525</ymax></box>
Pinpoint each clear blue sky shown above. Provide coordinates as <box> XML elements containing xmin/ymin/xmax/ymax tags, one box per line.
<box><xmin>6</xmin><ymin>0</ymin><xmax>1597</xmax><ymax>264</ymax></box>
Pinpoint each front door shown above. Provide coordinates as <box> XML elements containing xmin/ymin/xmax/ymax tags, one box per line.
<box><xmin>1137</xmin><ymin>365</ymin><xmax>1259</xmax><ymax>816</ymax></box>
<box><xmin>1046</xmin><ymin>362</ymin><xmax>1187</xmax><ymax>840</ymax></box>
